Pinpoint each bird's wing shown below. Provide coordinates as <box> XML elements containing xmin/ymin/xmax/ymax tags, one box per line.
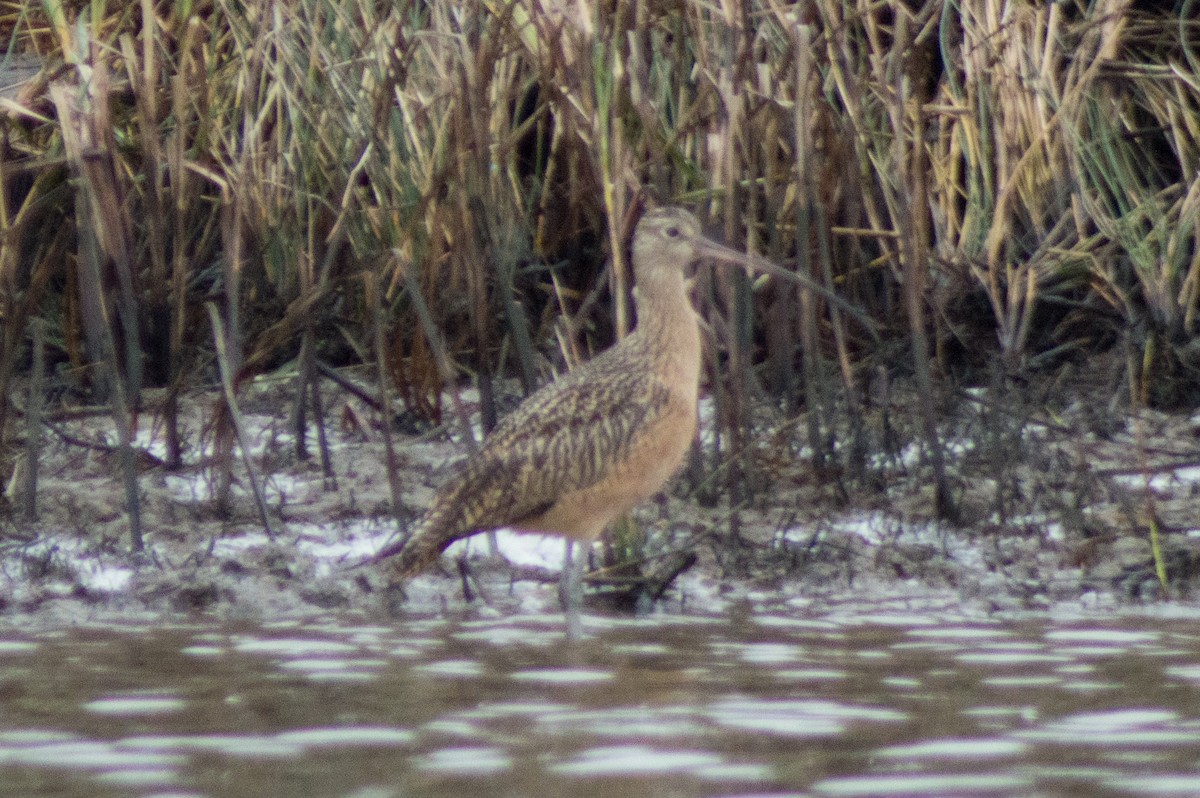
<box><xmin>445</xmin><ymin>364</ymin><xmax>673</xmax><ymax>534</ymax></box>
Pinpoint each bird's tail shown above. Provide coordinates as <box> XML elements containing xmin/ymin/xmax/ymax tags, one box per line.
<box><xmin>372</xmin><ymin>499</ymin><xmax>467</xmax><ymax>580</ymax></box>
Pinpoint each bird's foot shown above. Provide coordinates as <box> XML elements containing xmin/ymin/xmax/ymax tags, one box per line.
<box><xmin>380</xmin><ymin>580</ymin><xmax>408</xmax><ymax>618</ymax></box>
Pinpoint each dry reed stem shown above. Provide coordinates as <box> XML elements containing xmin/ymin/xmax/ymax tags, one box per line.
<box><xmin>206</xmin><ymin>303</ymin><xmax>277</xmax><ymax>542</ymax></box>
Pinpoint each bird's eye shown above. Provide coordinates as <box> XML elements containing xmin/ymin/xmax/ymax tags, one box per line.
<box><xmin>665</xmin><ymin>226</ymin><xmax>681</xmax><ymax>238</ymax></box>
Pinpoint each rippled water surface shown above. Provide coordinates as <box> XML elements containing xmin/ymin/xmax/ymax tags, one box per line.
<box><xmin>3</xmin><ymin>607</ymin><xmax>1200</xmax><ymax>797</ymax></box>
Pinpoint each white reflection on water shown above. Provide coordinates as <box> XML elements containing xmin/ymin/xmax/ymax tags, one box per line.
<box><xmin>906</xmin><ymin>626</ymin><xmax>1012</xmax><ymax>640</ymax></box>
<box><xmin>276</xmin><ymin>657</ymin><xmax>389</xmax><ymax>675</ymax></box>
<box><xmin>875</xmin><ymin>737</ymin><xmax>1026</xmax><ymax>760</ymax></box>
<box><xmin>706</xmin><ymin>698</ymin><xmax>906</xmax><ymax>737</ymax></box>
<box><xmin>812</xmin><ymin>772</ymin><xmax>1035</xmax><ymax>796</ymax></box>
<box><xmin>509</xmin><ymin>668</ymin><xmax>615</xmax><ymax>684</ymax></box>
<box><xmin>736</xmin><ymin>643</ymin><xmax>808</xmax><ymax>664</ymax></box>
<box><xmin>273</xmin><ymin>727</ymin><xmax>415</xmax><ymax>747</ymax></box>
<box><xmin>982</xmin><ymin>675</ymin><xmax>1062</xmax><ymax>687</ymax></box>
<box><xmin>1043</xmin><ymin>628</ymin><xmax>1161</xmax><ymax>644</ymax></box>
<box><xmin>412</xmin><ymin>659</ymin><xmax>486</xmax><ymax>678</ymax></box>
<box><xmin>1104</xmin><ymin>775</ymin><xmax>1200</xmax><ymax>794</ymax></box>
<box><xmin>0</xmin><ymin>640</ymin><xmax>38</xmax><ymax>654</ymax></box>
<box><xmin>1012</xmin><ymin>707</ymin><xmax>1200</xmax><ymax>746</ymax></box>
<box><xmin>1164</xmin><ymin>664</ymin><xmax>1200</xmax><ymax>681</ymax></box>
<box><xmin>232</xmin><ymin>637</ymin><xmax>359</xmax><ymax>656</ymax></box>
<box><xmin>957</xmin><ymin>651</ymin><xmax>1074</xmax><ymax>665</ymax></box>
<box><xmin>776</xmin><ymin>668</ymin><xmax>847</xmax><ymax>681</ymax></box>
<box><xmin>412</xmin><ymin>745</ymin><xmax>513</xmax><ymax>775</ymax></box>
<box><xmin>456</xmin><ymin>700</ymin><xmax>576</xmax><ymax>720</ymax></box>
<box><xmin>547</xmin><ymin>744</ymin><xmax>727</xmax><ymax>776</ymax></box>
<box><xmin>84</xmin><ymin>696</ymin><xmax>187</xmax><ymax>716</ymax></box>
<box><xmin>535</xmin><ymin>707</ymin><xmax>705</xmax><ymax>738</ymax></box>
<box><xmin>0</xmin><ymin>741</ymin><xmax>188</xmax><ymax>770</ymax></box>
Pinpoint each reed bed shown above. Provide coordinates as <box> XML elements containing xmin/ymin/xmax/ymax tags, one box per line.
<box><xmin>0</xmin><ymin>0</ymin><xmax>1197</xmax><ymax>553</ymax></box>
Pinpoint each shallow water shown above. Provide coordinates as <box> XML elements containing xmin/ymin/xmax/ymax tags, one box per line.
<box><xmin>2</xmin><ymin>608</ymin><xmax>1200</xmax><ymax>797</ymax></box>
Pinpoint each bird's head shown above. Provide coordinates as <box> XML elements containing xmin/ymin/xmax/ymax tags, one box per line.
<box><xmin>630</xmin><ymin>206</ymin><xmax>878</xmax><ymax>338</ymax></box>
<box><xmin>632</xmin><ymin>207</ymin><xmax>732</xmax><ymax>279</ymax></box>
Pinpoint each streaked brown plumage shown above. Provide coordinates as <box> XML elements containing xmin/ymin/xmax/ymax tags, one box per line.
<box><xmin>376</xmin><ymin>206</ymin><xmax>842</xmax><ymax>581</ymax></box>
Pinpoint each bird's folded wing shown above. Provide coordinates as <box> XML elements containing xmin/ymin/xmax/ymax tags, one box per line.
<box><xmin>447</xmin><ymin>368</ymin><xmax>672</xmax><ymax>534</ymax></box>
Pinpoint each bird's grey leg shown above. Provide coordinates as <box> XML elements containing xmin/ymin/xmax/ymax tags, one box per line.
<box><xmin>561</xmin><ymin>539</ymin><xmax>585</xmax><ymax>641</ymax></box>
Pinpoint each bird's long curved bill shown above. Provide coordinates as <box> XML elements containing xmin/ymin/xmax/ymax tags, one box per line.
<box><xmin>693</xmin><ymin>239</ymin><xmax>878</xmax><ymax>340</ymax></box>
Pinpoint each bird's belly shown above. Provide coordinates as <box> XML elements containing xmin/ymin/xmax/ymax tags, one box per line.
<box><xmin>518</xmin><ymin>399</ymin><xmax>697</xmax><ymax>541</ymax></box>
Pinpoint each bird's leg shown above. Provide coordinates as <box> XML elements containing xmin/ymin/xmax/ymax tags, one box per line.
<box><xmin>456</xmin><ymin>555</ymin><xmax>475</xmax><ymax>603</ymax></box>
<box><xmin>381</xmin><ymin>581</ymin><xmax>407</xmax><ymax>618</ymax></box>
<box><xmin>560</xmin><ymin>539</ymin><xmax>586</xmax><ymax>641</ymax></box>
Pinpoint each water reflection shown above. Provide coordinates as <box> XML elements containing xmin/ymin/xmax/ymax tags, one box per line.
<box><xmin>0</xmin><ymin>610</ymin><xmax>1199</xmax><ymax>797</ymax></box>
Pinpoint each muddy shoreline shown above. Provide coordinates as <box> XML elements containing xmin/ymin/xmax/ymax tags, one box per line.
<box><xmin>2</xmin><ymin>372</ymin><xmax>1199</xmax><ymax>629</ymax></box>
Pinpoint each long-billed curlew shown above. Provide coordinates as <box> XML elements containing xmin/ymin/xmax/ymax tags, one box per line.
<box><xmin>375</xmin><ymin>207</ymin><xmax>862</xmax><ymax>599</ymax></box>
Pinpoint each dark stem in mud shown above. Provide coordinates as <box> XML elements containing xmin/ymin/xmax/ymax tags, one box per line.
<box><xmin>311</xmin><ymin>375</ymin><xmax>336</xmax><ymax>489</ymax></box>
<box><xmin>292</xmin><ymin>332</ymin><xmax>315</xmax><ymax>462</ymax></box>
<box><xmin>22</xmin><ymin>317</ymin><xmax>45</xmax><ymax>523</ymax></box>
<box><xmin>368</xmin><ymin>275</ymin><xmax>403</xmax><ymax>527</ymax></box>
<box><xmin>206</xmin><ymin>303</ymin><xmax>277</xmax><ymax>541</ymax></box>
<box><xmin>817</xmin><ymin>206</ymin><xmax>866</xmax><ymax>488</ymax></box>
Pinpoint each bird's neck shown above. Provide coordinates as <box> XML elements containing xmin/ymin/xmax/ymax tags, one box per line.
<box><xmin>629</xmin><ymin>270</ymin><xmax>702</xmax><ymax>400</ymax></box>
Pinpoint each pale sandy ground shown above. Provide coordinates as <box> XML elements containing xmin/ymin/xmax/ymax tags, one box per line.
<box><xmin>2</xmin><ymin>368</ymin><xmax>1199</xmax><ymax>629</ymax></box>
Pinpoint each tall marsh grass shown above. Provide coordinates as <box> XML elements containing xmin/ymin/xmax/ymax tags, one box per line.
<box><xmin>0</xmin><ymin>0</ymin><xmax>1197</xmax><ymax>543</ymax></box>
